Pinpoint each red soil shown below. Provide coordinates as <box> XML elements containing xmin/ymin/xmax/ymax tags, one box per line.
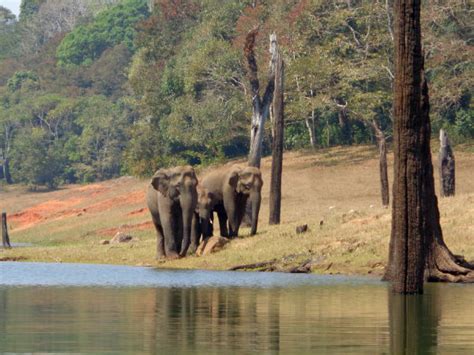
<box><xmin>86</xmin><ymin>190</ymin><xmax>145</xmax><ymax>213</ymax></box>
<box><xmin>10</xmin><ymin>197</ymin><xmax>84</xmax><ymax>230</ymax></box>
<box><xmin>9</xmin><ymin>184</ymin><xmax>146</xmax><ymax>232</ymax></box>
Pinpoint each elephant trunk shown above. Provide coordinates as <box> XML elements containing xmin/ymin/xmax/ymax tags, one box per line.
<box><xmin>179</xmin><ymin>193</ymin><xmax>196</xmax><ymax>256</ymax></box>
<box><xmin>200</xmin><ymin>216</ymin><xmax>211</xmax><ymax>241</ymax></box>
<box><xmin>189</xmin><ymin>212</ymin><xmax>200</xmax><ymax>254</ymax></box>
<box><xmin>250</xmin><ymin>191</ymin><xmax>261</xmax><ymax>236</ymax></box>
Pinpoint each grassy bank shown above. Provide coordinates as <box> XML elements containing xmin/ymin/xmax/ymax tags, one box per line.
<box><xmin>1</xmin><ymin>144</ymin><xmax>473</xmax><ymax>276</ymax></box>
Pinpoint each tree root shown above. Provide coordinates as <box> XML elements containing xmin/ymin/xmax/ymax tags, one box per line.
<box><xmin>426</xmin><ymin>241</ymin><xmax>474</xmax><ymax>283</ymax></box>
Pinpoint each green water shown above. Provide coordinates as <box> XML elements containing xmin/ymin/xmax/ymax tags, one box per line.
<box><xmin>0</xmin><ymin>263</ymin><xmax>473</xmax><ymax>354</ymax></box>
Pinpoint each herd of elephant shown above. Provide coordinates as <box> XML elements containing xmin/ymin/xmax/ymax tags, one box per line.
<box><xmin>146</xmin><ymin>165</ymin><xmax>263</xmax><ymax>260</ymax></box>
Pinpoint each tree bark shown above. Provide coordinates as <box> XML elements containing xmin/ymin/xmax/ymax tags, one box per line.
<box><xmin>269</xmin><ymin>35</ymin><xmax>284</xmax><ymax>225</ymax></box>
<box><xmin>439</xmin><ymin>129</ymin><xmax>455</xmax><ymax>197</ymax></box>
<box><xmin>372</xmin><ymin>120</ymin><xmax>389</xmax><ymax>207</ymax></box>
<box><xmin>3</xmin><ymin>158</ymin><xmax>12</xmax><ymax>184</ymax></box>
<box><xmin>2</xmin><ymin>212</ymin><xmax>11</xmax><ymax>249</ymax></box>
<box><xmin>384</xmin><ymin>0</ymin><xmax>425</xmax><ymax>294</ymax></box>
<box><xmin>245</xmin><ymin>29</ymin><xmax>276</xmax><ymax>168</ymax></box>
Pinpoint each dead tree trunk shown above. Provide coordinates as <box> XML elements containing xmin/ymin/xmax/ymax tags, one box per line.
<box><xmin>2</xmin><ymin>212</ymin><xmax>11</xmax><ymax>249</ymax></box>
<box><xmin>371</xmin><ymin>120</ymin><xmax>389</xmax><ymax>207</ymax></box>
<box><xmin>384</xmin><ymin>0</ymin><xmax>425</xmax><ymax>294</ymax></box>
<box><xmin>245</xmin><ymin>29</ymin><xmax>276</xmax><ymax>168</ymax></box>
<box><xmin>439</xmin><ymin>129</ymin><xmax>455</xmax><ymax>197</ymax></box>
<box><xmin>269</xmin><ymin>35</ymin><xmax>284</xmax><ymax>225</ymax></box>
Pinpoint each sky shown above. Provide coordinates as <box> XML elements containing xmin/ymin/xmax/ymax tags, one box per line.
<box><xmin>1</xmin><ymin>0</ymin><xmax>21</xmax><ymax>17</ymax></box>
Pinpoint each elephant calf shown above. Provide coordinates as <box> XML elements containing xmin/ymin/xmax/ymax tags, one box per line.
<box><xmin>200</xmin><ymin>165</ymin><xmax>263</xmax><ymax>238</ymax></box>
<box><xmin>146</xmin><ymin>165</ymin><xmax>198</xmax><ymax>259</ymax></box>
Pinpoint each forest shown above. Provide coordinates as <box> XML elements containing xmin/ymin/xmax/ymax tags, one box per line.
<box><xmin>0</xmin><ymin>0</ymin><xmax>472</xmax><ymax>188</ymax></box>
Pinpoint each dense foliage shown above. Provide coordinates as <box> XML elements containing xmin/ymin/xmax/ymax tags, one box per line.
<box><xmin>0</xmin><ymin>0</ymin><xmax>472</xmax><ymax>188</ymax></box>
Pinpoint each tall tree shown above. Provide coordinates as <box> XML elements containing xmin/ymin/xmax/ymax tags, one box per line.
<box><xmin>385</xmin><ymin>1</ymin><xmax>474</xmax><ymax>288</ymax></box>
<box><xmin>385</xmin><ymin>0</ymin><xmax>426</xmax><ymax>294</ymax></box>
<box><xmin>269</xmin><ymin>33</ymin><xmax>284</xmax><ymax>225</ymax></box>
<box><xmin>244</xmin><ymin>28</ymin><xmax>275</xmax><ymax>168</ymax></box>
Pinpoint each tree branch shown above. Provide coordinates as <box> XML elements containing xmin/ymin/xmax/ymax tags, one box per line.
<box><xmin>244</xmin><ymin>27</ymin><xmax>260</xmax><ymax>101</ymax></box>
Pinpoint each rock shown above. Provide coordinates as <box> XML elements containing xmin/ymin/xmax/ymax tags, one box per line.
<box><xmin>100</xmin><ymin>239</ymin><xmax>110</xmax><ymax>245</ymax></box>
<box><xmin>196</xmin><ymin>236</ymin><xmax>229</xmax><ymax>256</ymax></box>
<box><xmin>296</xmin><ymin>224</ymin><xmax>308</xmax><ymax>234</ymax></box>
<box><xmin>110</xmin><ymin>232</ymin><xmax>133</xmax><ymax>244</ymax></box>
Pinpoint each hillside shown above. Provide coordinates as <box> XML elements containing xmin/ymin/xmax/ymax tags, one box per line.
<box><xmin>1</xmin><ymin>145</ymin><xmax>473</xmax><ymax>275</ymax></box>
<box><xmin>1</xmin><ymin>1</ymin><xmax>472</xmax><ymax>188</ymax></box>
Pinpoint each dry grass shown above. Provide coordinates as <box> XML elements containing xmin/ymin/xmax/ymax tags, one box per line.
<box><xmin>1</xmin><ymin>144</ymin><xmax>473</xmax><ymax>276</ymax></box>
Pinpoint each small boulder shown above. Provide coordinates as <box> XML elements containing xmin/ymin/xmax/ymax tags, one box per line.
<box><xmin>100</xmin><ymin>239</ymin><xmax>110</xmax><ymax>245</ymax></box>
<box><xmin>296</xmin><ymin>224</ymin><xmax>308</xmax><ymax>234</ymax></box>
<box><xmin>196</xmin><ymin>236</ymin><xmax>229</xmax><ymax>256</ymax></box>
<box><xmin>110</xmin><ymin>232</ymin><xmax>133</xmax><ymax>244</ymax></box>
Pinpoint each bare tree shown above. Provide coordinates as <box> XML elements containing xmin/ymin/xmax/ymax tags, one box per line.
<box><xmin>269</xmin><ymin>33</ymin><xmax>284</xmax><ymax>225</ymax></box>
<box><xmin>244</xmin><ymin>28</ymin><xmax>276</xmax><ymax>168</ymax></box>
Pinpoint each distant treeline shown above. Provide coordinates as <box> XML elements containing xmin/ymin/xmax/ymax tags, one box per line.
<box><xmin>0</xmin><ymin>0</ymin><xmax>472</xmax><ymax>187</ymax></box>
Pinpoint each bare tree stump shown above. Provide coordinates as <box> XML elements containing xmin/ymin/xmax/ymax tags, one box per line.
<box><xmin>2</xmin><ymin>212</ymin><xmax>11</xmax><ymax>248</ymax></box>
<box><xmin>439</xmin><ymin>129</ymin><xmax>455</xmax><ymax>197</ymax></box>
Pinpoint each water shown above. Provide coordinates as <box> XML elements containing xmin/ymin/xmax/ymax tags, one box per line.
<box><xmin>0</xmin><ymin>263</ymin><xmax>473</xmax><ymax>354</ymax></box>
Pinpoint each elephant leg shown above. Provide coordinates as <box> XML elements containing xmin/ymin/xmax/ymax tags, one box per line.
<box><xmin>215</xmin><ymin>204</ymin><xmax>229</xmax><ymax>237</ymax></box>
<box><xmin>234</xmin><ymin>194</ymin><xmax>249</xmax><ymax>237</ymax></box>
<box><xmin>249</xmin><ymin>192</ymin><xmax>261</xmax><ymax>235</ymax></box>
<box><xmin>151</xmin><ymin>215</ymin><xmax>165</xmax><ymax>260</ymax></box>
<box><xmin>224</xmin><ymin>197</ymin><xmax>239</xmax><ymax>238</ymax></box>
<box><xmin>160</xmin><ymin>211</ymin><xmax>180</xmax><ymax>260</ymax></box>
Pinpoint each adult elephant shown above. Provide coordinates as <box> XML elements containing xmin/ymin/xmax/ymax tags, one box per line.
<box><xmin>201</xmin><ymin>165</ymin><xmax>263</xmax><ymax>237</ymax></box>
<box><xmin>146</xmin><ymin>165</ymin><xmax>198</xmax><ymax>259</ymax></box>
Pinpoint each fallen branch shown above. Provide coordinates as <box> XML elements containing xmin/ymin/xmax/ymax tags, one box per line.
<box><xmin>229</xmin><ymin>259</ymin><xmax>277</xmax><ymax>271</ymax></box>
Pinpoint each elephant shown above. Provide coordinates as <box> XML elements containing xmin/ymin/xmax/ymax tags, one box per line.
<box><xmin>189</xmin><ymin>185</ymin><xmax>215</xmax><ymax>251</ymax></box>
<box><xmin>146</xmin><ymin>165</ymin><xmax>198</xmax><ymax>259</ymax></box>
<box><xmin>200</xmin><ymin>165</ymin><xmax>263</xmax><ymax>238</ymax></box>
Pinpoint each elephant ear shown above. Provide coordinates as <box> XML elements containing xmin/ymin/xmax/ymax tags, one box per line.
<box><xmin>151</xmin><ymin>170</ymin><xmax>170</xmax><ymax>196</ymax></box>
<box><xmin>229</xmin><ymin>169</ymin><xmax>240</xmax><ymax>189</ymax></box>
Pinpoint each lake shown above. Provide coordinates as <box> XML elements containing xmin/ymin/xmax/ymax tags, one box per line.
<box><xmin>0</xmin><ymin>262</ymin><xmax>473</xmax><ymax>354</ymax></box>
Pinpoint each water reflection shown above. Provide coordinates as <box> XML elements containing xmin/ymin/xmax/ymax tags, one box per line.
<box><xmin>0</xmin><ymin>279</ymin><xmax>473</xmax><ymax>353</ymax></box>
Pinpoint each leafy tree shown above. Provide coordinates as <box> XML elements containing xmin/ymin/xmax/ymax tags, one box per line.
<box><xmin>19</xmin><ymin>0</ymin><xmax>46</xmax><ymax>21</ymax></box>
<box><xmin>10</xmin><ymin>127</ymin><xmax>65</xmax><ymax>189</ymax></box>
<box><xmin>7</xmin><ymin>71</ymin><xmax>40</xmax><ymax>92</ymax></box>
<box><xmin>56</xmin><ymin>0</ymin><xmax>149</xmax><ymax>66</ymax></box>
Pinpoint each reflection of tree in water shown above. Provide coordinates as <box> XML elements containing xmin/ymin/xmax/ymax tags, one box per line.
<box><xmin>389</xmin><ymin>285</ymin><xmax>440</xmax><ymax>354</ymax></box>
<box><xmin>149</xmin><ymin>287</ymin><xmax>281</xmax><ymax>353</ymax></box>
